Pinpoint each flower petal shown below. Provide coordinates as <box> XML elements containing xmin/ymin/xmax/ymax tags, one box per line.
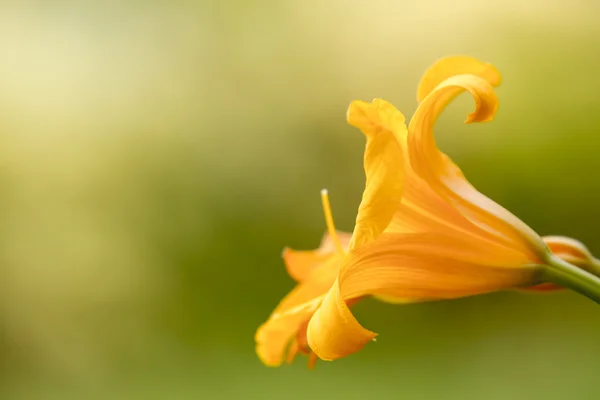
<box><xmin>306</xmin><ymin>278</ymin><xmax>377</xmax><ymax>361</ymax></box>
<box><xmin>417</xmin><ymin>56</ymin><xmax>501</xmax><ymax>102</ymax></box>
<box><xmin>377</xmin><ymin>115</ymin><xmax>525</xmax><ymax>264</ymax></box>
<box><xmin>320</xmin><ymin>230</ymin><xmax>353</xmax><ymax>254</ymax></box>
<box><xmin>408</xmin><ymin>73</ymin><xmax>545</xmax><ymax>261</ymax></box>
<box><xmin>255</xmin><ymin>253</ymin><xmax>342</xmax><ymax>366</ymax></box>
<box><xmin>368</xmin><ymin>64</ymin><xmax>526</xmax><ymax>262</ymax></box>
<box><xmin>346</xmin><ymin>99</ymin><xmax>406</xmax><ymax>251</ymax></box>
<box><xmin>284</xmin><ymin>231</ymin><xmax>351</xmax><ymax>282</ymax></box>
<box><xmin>343</xmin><ymin>233</ymin><xmax>538</xmax><ymax>298</ymax></box>
<box><xmin>387</xmin><ymin>168</ymin><xmax>523</xmax><ymax>256</ymax></box>
<box><xmin>283</xmin><ymin>249</ymin><xmax>330</xmax><ymax>283</ymax></box>
<box><xmin>307</xmin><ymin>232</ymin><xmax>538</xmax><ymax>361</ymax></box>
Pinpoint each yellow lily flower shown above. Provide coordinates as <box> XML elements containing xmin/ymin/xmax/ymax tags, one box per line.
<box><xmin>307</xmin><ymin>56</ymin><xmax>553</xmax><ymax>361</ymax></box>
<box><xmin>255</xmin><ymin>217</ymin><xmax>598</xmax><ymax>367</ymax></box>
<box><xmin>257</xmin><ymin>56</ymin><xmax>600</xmax><ymax>367</ymax></box>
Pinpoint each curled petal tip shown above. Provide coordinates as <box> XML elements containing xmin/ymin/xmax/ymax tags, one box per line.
<box><xmin>417</xmin><ymin>56</ymin><xmax>502</xmax><ymax>102</ymax></box>
<box><xmin>346</xmin><ymin>99</ymin><xmax>406</xmax><ymax>135</ymax></box>
<box><xmin>306</xmin><ymin>281</ymin><xmax>377</xmax><ymax>361</ymax></box>
<box><xmin>346</xmin><ymin>100</ymin><xmax>373</xmax><ymax>130</ymax></box>
<box><xmin>440</xmin><ymin>74</ymin><xmax>499</xmax><ymax>124</ymax></box>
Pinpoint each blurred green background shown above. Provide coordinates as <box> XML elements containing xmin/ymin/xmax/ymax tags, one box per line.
<box><xmin>1</xmin><ymin>1</ymin><xmax>600</xmax><ymax>399</ymax></box>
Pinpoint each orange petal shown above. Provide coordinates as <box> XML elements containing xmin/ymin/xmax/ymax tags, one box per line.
<box><xmin>387</xmin><ymin>171</ymin><xmax>529</xmax><ymax>264</ymax></box>
<box><xmin>255</xmin><ymin>253</ymin><xmax>342</xmax><ymax>366</ymax></box>
<box><xmin>285</xmin><ymin>340</ymin><xmax>300</xmax><ymax>364</ymax></box>
<box><xmin>283</xmin><ymin>248</ymin><xmax>330</xmax><ymax>282</ymax></box>
<box><xmin>408</xmin><ymin>72</ymin><xmax>546</xmax><ymax>261</ymax></box>
<box><xmin>376</xmin><ymin>58</ymin><xmax>515</xmax><ymax>256</ymax></box>
<box><xmin>320</xmin><ymin>230</ymin><xmax>352</xmax><ymax>254</ymax></box>
<box><xmin>346</xmin><ymin>99</ymin><xmax>406</xmax><ymax>251</ymax></box>
<box><xmin>307</xmin><ymin>232</ymin><xmax>538</xmax><ymax>361</ymax></box>
<box><xmin>380</xmin><ymin>123</ymin><xmax>524</xmax><ymax>265</ymax></box>
<box><xmin>256</xmin><ymin>296</ymin><xmax>323</xmax><ymax>367</ymax></box>
<box><xmin>307</xmin><ymin>352</ymin><xmax>319</xmax><ymax>370</ymax></box>
<box><xmin>417</xmin><ymin>56</ymin><xmax>501</xmax><ymax>103</ymax></box>
<box><xmin>342</xmin><ymin>233</ymin><xmax>537</xmax><ymax>298</ymax></box>
<box><xmin>283</xmin><ymin>231</ymin><xmax>351</xmax><ymax>282</ymax></box>
<box><xmin>307</xmin><ymin>278</ymin><xmax>377</xmax><ymax>361</ymax></box>
<box><xmin>380</xmin><ymin>182</ymin><xmax>528</xmax><ymax>302</ymax></box>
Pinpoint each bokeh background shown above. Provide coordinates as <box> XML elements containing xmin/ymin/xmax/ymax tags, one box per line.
<box><xmin>1</xmin><ymin>1</ymin><xmax>600</xmax><ymax>399</ymax></box>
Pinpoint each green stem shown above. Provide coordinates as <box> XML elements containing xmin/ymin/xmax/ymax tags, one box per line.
<box><xmin>542</xmin><ymin>255</ymin><xmax>600</xmax><ymax>304</ymax></box>
<box><xmin>585</xmin><ymin>258</ymin><xmax>600</xmax><ymax>278</ymax></box>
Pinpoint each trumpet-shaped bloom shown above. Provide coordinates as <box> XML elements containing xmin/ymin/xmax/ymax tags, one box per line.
<box><xmin>307</xmin><ymin>56</ymin><xmax>554</xmax><ymax>361</ymax></box>
<box><xmin>257</xmin><ymin>56</ymin><xmax>600</xmax><ymax>367</ymax></box>
<box><xmin>256</xmin><ymin>230</ymin><xmax>597</xmax><ymax>366</ymax></box>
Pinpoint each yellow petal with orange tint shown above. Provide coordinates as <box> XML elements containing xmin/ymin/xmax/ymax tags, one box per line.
<box><xmin>320</xmin><ymin>230</ymin><xmax>353</xmax><ymax>254</ymax></box>
<box><xmin>386</xmin><ymin>171</ymin><xmax>529</xmax><ymax>262</ymax></box>
<box><xmin>284</xmin><ymin>231</ymin><xmax>351</xmax><ymax>282</ymax></box>
<box><xmin>307</xmin><ymin>232</ymin><xmax>538</xmax><ymax>361</ymax></box>
<box><xmin>417</xmin><ymin>56</ymin><xmax>501</xmax><ymax>102</ymax></box>
<box><xmin>306</xmin><ymin>278</ymin><xmax>377</xmax><ymax>361</ymax></box>
<box><xmin>408</xmin><ymin>73</ymin><xmax>545</xmax><ymax>260</ymax></box>
<box><xmin>346</xmin><ymin>99</ymin><xmax>406</xmax><ymax>251</ymax></box>
<box><xmin>342</xmin><ymin>233</ymin><xmax>537</xmax><ymax>298</ymax></box>
<box><xmin>283</xmin><ymin>248</ymin><xmax>330</xmax><ymax>283</ymax></box>
<box><xmin>255</xmin><ymin>252</ymin><xmax>342</xmax><ymax>366</ymax></box>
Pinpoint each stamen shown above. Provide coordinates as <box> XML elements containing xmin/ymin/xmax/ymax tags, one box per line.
<box><xmin>286</xmin><ymin>341</ymin><xmax>299</xmax><ymax>364</ymax></box>
<box><xmin>307</xmin><ymin>352</ymin><xmax>318</xmax><ymax>369</ymax></box>
<box><xmin>320</xmin><ymin>189</ymin><xmax>344</xmax><ymax>254</ymax></box>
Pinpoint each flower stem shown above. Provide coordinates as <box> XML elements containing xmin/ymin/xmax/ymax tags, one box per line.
<box><xmin>585</xmin><ymin>258</ymin><xmax>600</xmax><ymax>278</ymax></box>
<box><xmin>542</xmin><ymin>255</ymin><xmax>600</xmax><ymax>304</ymax></box>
